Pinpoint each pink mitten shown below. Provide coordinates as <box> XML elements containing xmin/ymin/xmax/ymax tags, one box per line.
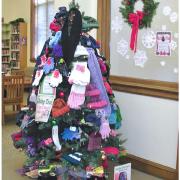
<box><xmin>99</xmin><ymin>118</ymin><xmax>111</xmax><ymax>139</ymax></box>
<box><xmin>39</xmin><ymin>54</ymin><xmax>47</xmax><ymax>67</ymax></box>
<box><xmin>32</xmin><ymin>69</ymin><xmax>43</xmax><ymax>86</ymax></box>
<box><xmin>67</xmin><ymin>84</ymin><xmax>86</xmax><ymax>109</ymax></box>
<box><xmin>49</xmin><ymin>69</ymin><xmax>62</xmax><ymax>87</ymax></box>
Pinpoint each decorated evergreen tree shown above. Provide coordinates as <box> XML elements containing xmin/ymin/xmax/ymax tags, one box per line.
<box><xmin>11</xmin><ymin>2</ymin><xmax>126</xmax><ymax>179</ymax></box>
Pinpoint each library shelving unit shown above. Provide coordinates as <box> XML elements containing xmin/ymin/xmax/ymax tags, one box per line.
<box><xmin>10</xmin><ymin>22</ymin><xmax>27</xmax><ymax>70</ymax></box>
<box><xmin>2</xmin><ymin>23</ymin><xmax>11</xmax><ymax>72</ymax></box>
<box><xmin>2</xmin><ymin>22</ymin><xmax>27</xmax><ymax>73</ymax></box>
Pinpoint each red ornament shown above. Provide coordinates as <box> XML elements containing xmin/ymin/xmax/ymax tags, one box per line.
<box><xmin>59</xmin><ymin>91</ymin><xmax>64</xmax><ymax>98</ymax></box>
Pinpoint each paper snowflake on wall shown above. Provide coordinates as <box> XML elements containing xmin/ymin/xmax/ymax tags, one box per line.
<box><xmin>141</xmin><ymin>31</ymin><xmax>156</xmax><ymax>48</ymax></box>
<box><xmin>117</xmin><ymin>39</ymin><xmax>128</xmax><ymax>56</ymax></box>
<box><xmin>111</xmin><ymin>16</ymin><xmax>123</xmax><ymax>33</ymax></box>
<box><xmin>163</xmin><ymin>6</ymin><xmax>172</xmax><ymax>16</ymax></box>
<box><xmin>170</xmin><ymin>12</ymin><xmax>178</xmax><ymax>23</ymax></box>
<box><xmin>133</xmin><ymin>50</ymin><xmax>148</xmax><ymax>68</ymax></box>
<box><xmin>170</xmin><ymin>40</ymin><xmax>177</xmax><ymax>51</ymax></box>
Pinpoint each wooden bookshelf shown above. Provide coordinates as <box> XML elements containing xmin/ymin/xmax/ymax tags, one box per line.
<box><xmin>2</xmin><ymin>22</ymin><xmax>27</xmax><ymax>73</ymax></box>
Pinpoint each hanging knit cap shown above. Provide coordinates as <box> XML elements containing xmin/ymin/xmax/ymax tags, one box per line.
<box><xmin>74</xmin><ymin>45</ymin><xmax>89</xmax><ymax>57</ymax></box>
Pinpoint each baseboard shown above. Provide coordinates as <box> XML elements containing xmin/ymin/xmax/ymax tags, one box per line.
<box><xmin>119</xmin><ymin>154</ymin><xmax>178</xmax><ymax>180</ymax></box>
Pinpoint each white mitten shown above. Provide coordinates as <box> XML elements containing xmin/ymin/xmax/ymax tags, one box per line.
<box><xmin>99</xmin><ymin>117</ymin><xmax>111</xmax><ymax>139</ymax></box>
<box><xmin>49</xmin><ymin>69</ymin><xmax>63</xmax><ymax>87</ymax></box>
<box><xmin>67</xmin><ymin>84</ymin><xmax>86</xmax><ymax>109</ymax></box>
<box><xmin>32</xmin><ymin>69</ymin><xmax>44</xmax><ymax>86</ymax></box>
<box><xmin>68</xmin><ymin>62</ymin><xmax>90</xmax><ymax>86</ymax></box>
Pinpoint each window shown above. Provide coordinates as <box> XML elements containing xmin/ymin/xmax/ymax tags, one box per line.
<box><xmin>31</xmin><ymin>0</ymin><xmax>54</xmax><ymax>61</ymax></box>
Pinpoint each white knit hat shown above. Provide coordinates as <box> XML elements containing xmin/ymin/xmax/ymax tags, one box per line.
<box><xmin>74</xmin><ymin>45</ymin><xmax>89</xmax><ymax>57</ymax></box>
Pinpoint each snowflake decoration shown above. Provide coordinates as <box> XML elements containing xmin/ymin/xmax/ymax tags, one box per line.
<box><xmin>117</xmin><ymin>39</ymin><xmax>128</xmax><ymax>56</ymax></box>
<box><xmin>141</xmin><ymin>31</ymin><xmax>156</xmax><ymax>48</ymax></box>
<box><xmin>163</xmin><ymin>6</ymin><xmax>171</xmax><ymax>16</ymax></box>
<box><xmin>160</xmin><ymin>61</ymin><xmax>166</xmax><ymax>67</ymax></box>
<box><xmin>170</xmin><ymin>12</ymin><xmax>178</xmax><ymax>23</ymax></box>
<box><xmin>111</xmin><ymin>16</ymin><xmax>123</xmax><ymax>33</ymax></box>
<box><xmin>173</xmin><ymin>68</ymin><xmax>178</xmax><ymax>74</ymax></box>
<box><xmin>170</xmin><ymin>40</ymin><xmax>177</xmax><ymax>51</ymax></box>
<box><xmin>133</xmin><ymin>50</ymin><xmax>148</xmax><ymax>68</ymax></box>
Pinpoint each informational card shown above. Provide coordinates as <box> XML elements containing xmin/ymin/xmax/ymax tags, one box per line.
<box><xmin>156</xmin><ymin>31</ymin><xmax>171</xmax><ymax>56</ymax></box>
<box><xmin>114</xmin><ymin>163</ymin><xmax>131</xmax><ymax>180</ymax></box>
<box><xmin>35</xmin><ymin>75</ymin><xmax>56</xmax><ymax>122</ymax></box>
<box><xmin>35</xmin><ymin>94</ymin><xmax>55</xmax><ymax>122</ymax></box>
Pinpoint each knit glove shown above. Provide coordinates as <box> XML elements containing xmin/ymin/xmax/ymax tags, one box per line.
<box><xmin>32</xmin><ymin>69</ymin><xmax>43</xmax><ymax>86</ymax></box>
<box><xmin>68</xmin><ymin>62</ymin><xmax>90</xmax><ymax>86</ymax></box>
<box><xmin>49</xmin><ymin>69</ymin><xmax>62</xmax><ymax>87</ymax></box>
<box><xmin>67</xmin><ymin>84</ymin><xmax>86</xmax><ymax>109</ymax></box>
<box><xmin>99</xmin><ymin>118</ymin><xmax>111</xmax><ymax>139</ymax></box>
<box><xmin>49</xmin><ymin>31</ymin><xmax>62</xmax><ymax>48</ymax></box>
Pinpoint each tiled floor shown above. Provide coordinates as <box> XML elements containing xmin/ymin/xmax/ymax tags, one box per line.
<box><xmin>2</xmin><ymin>93</ymin><xmax>163</xmax><ymax>180</ymax></box>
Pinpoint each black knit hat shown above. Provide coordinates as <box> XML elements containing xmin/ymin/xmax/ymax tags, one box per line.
<box><xmin>61</xmin><ymin>8</ymin><xmax>82</xmax><ymax>68</ymax></box>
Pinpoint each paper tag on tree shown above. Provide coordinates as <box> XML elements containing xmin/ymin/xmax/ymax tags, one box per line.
<box><xmin>35</xmin><ymin>94</ymin><xmax>55</xmax><ymax>122</ymax></box>
<box><xmin>70</xmin><ymin>126</ymin><xmax>77</xmax><ymax>132</ymax></box>
<box><xmin>39</xmin><ymin>75</ymin><xmax>56</xmax><ymax>95</ymax></box>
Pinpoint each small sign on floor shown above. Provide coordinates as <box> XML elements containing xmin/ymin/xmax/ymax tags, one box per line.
<box><xmin>114</xmin><ymin>163</ymin><xmax>131</xmax><ymax>180</ymax></box>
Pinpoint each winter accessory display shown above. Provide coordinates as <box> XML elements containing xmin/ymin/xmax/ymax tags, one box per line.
<box><xmin>49</xmin><ymin>31</ymin><xmax>62</xmax><ymax>48</ymax></box>
<box><xmin>67</xmin><ymin>84</ymin><xmax>86</xmax><ymax>109</ymax></box>
<box><xmin>52</xmin><ymin>125</ymin><xmax>62</xmax><ymax>151</ymax></box>
<box><xmin>87</xmin><ymin>48</ymin><xmax>111</xmax><ymax>117</ymax></box>
<box><xmin>61</xmin><ymin>8</ymin><xmax>82</xmax><ymax>67</ymax></box>
<box><xmin>74</xmin><ymin>44</ymin><xmax>89</xmax><ymax>57</ymax></box>
<box><xmin>32</xmin><ymin>69</ymin><xmax>44</xmax><ymax>86</ymax></box>
<box><xmin>51</xmin><ymin>98</ymin><xmax>70</xmax><ymax>117</ymax></box>
<box><xmin>43</xmin><ymin>57</ymin><xmax>54</xmax><ymax>74</ymax></box>
<box><xmin>88</xmin><ymin>132</ymin><xmax>101</xmax><ymax>151</ymax></box>
<box><xmin>61</xmin><ymin>127</ymin><xmax>81</xmax><ymax>141</ymax></box>
<box><xmin>82</xmin><ymin>15</ymin><xmax>99</xmax><ymax>32</ymax></box>
<box><xmin>49</xmin><ymin>70</ymin><xmax>63</xmax><ymax>87</ymax></box>
<box><xmin>68</xmin><ymin>61</ymin><xmax>90</xmax><ymax>86</ymax></box>
<box><xmin>11</xmin><ymin>2</ymin><xmax>125</xmax><ymax>179</ymax></box>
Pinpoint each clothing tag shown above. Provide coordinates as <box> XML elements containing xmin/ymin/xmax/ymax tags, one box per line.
<box><xmin>39</xmin><ymin>75</ymin><xmax>56</xmax><ymax>95</ymax></box>
<box><xmin>70</xmin><ymin>126</ymin><xmax>76</xmax><ymax>132</ymax></box>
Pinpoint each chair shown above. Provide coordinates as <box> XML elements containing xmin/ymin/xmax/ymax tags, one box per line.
<box><xmin>2</xmin><ymin>75</ymin><xmax>24</xmax><ymax>125</ymax></box>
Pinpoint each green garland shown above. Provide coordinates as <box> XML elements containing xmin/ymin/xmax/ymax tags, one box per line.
<box><xmin>119</xmin><ymin>0</ymin><xmax>159</xmax><ymax>29</ymax></box>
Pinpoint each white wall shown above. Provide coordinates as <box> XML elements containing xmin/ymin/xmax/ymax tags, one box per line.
<box><xmin>54</xmin><ymin>0</ymin><xmax>97</xmax><ymax>38</ymax></box>
<box><xmin>114</xmin><ymin>91</ymin><xmax>178</xmax><ymax>169</ymax></box>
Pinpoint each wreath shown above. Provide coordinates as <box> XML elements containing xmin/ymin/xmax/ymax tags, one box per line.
<box><xmin>120</xmin><ymin>0</ymin><xmax>159</xmax><ymax>29</ymax></box>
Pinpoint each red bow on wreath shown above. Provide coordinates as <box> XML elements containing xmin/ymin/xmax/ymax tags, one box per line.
<box><xmin>128</xmin><ymin>11</ymin><xmax>144</xmax><ymax>52</ymax></box>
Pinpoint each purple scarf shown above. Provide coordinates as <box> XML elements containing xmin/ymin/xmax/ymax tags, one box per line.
<box><xmin>87</xmin><ymin>48</ymin><xmax>111</xmax><ymax>117</ymax></box>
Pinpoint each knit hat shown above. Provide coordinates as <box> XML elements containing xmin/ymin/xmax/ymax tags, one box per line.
<box><xmin>51</xmin><ymin>99</ymin><xmax>70</xmax><ymax>117</ymax></box>
<box><xmin>61</xmin><ymin>8</ymin><xmax>82</xmax><ymax>68</ymax></box>
<box><xmin>74</xmin><ymin>45</ymin><xmax>89</xmax><ymax>58</ymax></box>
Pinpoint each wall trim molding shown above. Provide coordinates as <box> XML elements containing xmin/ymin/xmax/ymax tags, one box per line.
<box><xmin>119</xmin><ymin>154</ymin><xmax>178</xmax><ymax>180</ymax></box>
<box><xmin>110</xmin><ymin>75</ymin><xmax>179</xmax><ymax>100</ymax></box>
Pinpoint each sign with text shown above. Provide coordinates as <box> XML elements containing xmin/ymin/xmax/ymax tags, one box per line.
<box><xmin>114</xmin><ymin>163</ymin><xmax>131</xmax><ymax>180</ymax></box>
<box><xmin>35</xmin><ymin>94</ymin><xmax>55</xmax><ymax>122</ymax></box>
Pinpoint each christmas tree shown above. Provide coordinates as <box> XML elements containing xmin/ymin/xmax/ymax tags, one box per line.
<box><xmin>11</xmin><ymin>2</ymin><xmax>126</xmax><ymax>179</ymax></box>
